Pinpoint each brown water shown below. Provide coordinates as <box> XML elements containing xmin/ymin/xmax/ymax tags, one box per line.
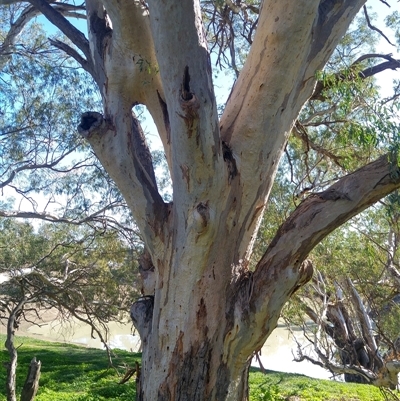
<box><xmin>0</xmin><ymin>312</ymin><xmax>330</xmax><ymax>379</ymax></box>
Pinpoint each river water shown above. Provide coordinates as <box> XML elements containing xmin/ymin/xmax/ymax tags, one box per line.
<box><xmin>0</xmin><ymin>310</ymin><xmax>331</xmax><ymax>380</ymax></box>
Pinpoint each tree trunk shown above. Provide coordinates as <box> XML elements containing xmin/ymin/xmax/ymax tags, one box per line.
<box><xmin>20</xmin><ymin>357</ymin><xmax>41</xmax><ymax>401</ymax></box>
<box><xmin>5</xmin><ymin>330</ymin><xmax>17</xmax><ymax>401</ymax></box>
<box><xmin>5</xmin><ymin>300</ymin><xmax>26</xmax><ymax>401</ymax></box>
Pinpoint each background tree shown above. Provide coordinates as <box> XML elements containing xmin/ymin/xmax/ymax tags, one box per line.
<box><xmin>281</xmin><ymin>203</ymin><xmax>400</xmax><ymax>389</ymax></box>
<box><xmin>2</xmin><ymin>0</ymin><xmax>400</xmax><ymax>400</ymax></box>
<box><xmin>0</xmin><ymin>218</ymin><xmax>140</xmax><ymax>401</ymax></box>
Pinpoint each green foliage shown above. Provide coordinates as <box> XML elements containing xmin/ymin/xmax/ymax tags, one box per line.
<box><xmin>0</xmin><ymin>218</ymin><xmax>141</xmax><ymax>342</ymax></box>
<box><xmin>0</xmin><ymin>9</ymin><xmax>127</xmax><ymax>226</ymax></box>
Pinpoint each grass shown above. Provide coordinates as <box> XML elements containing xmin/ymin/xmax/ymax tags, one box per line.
<box><xmin>0</xmin><ymin>335</ymin><xmax>139</xmax><ymax>400</ymax></box>
<box><xmin>0</xmin><ymin>334</ymin><xmax>397</xmax><ymax>400</ymax></box>
<box><xmin>249</xmin><ymin>369</ymin><xmax>389</xmax><ymax>401</ymax></box>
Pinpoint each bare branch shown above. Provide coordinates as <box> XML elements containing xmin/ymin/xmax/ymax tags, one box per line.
<box><xmin>48</xmin><ymin>38</ymin><xmax>92</xmax><ymax>73</ymax></box>
<box><xmin>0</xmin><ymin>201</ymin><xmax>126</xmax><ymax>226</ymax></box>
<box><xmin>363</xmin><ymin>5</ymin><xmax>394</xmax><ymax>46</ymax></box>
<box><xmin>0</xmin><ymin>147</ymin><xmax>78</xmax><ymax>189</ymax></box>
<box><xmin>27</xmin><ymin>0</ymin><xmax>92</xmax><ymax>62</ymax></box>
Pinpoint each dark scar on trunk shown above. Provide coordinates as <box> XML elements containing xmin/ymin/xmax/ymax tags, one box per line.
<box><xmin>181</xmin><ymin>65</ymin><xmax>193</xmax><ymax>101</ymax></box>
<box><xmin>222</xmin><ymin>140</ymin><xmax>238</xmax><ymax>183</ymax></box>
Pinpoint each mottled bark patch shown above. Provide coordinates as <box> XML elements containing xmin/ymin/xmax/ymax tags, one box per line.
<box><xmin>157</xmin><ymin>337</ymin><xmax>214</xmax><ymax>401</ymax></box>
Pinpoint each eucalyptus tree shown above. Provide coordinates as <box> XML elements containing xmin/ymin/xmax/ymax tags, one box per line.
<box><xmin>3</xmin><ymin>0</ymin><xmax>400</xmax><ymax>399</ymax></box>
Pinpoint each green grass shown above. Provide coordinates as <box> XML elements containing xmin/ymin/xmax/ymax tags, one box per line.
<box><xmin>0</xmin><ymin>335</ymin><xmax>140</xmax><ymax>400</ymax></box>
<box><xmin>249</xmin><ymin>369</ymin><xmax>389</xmax><ymax>401</ymax></box>
<box><xmin>0</xmin><ymin>334</ymin><xmax>397</xmax><ymax>400</ymax></box>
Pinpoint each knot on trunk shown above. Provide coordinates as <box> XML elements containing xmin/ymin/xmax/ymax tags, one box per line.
<box><xmin>130</xmin><ymin>296</ymin><xmax>154</xmax><ymax>342</ymax></box>
<box><xmin>193</xmin><ymin>201</ymin><xmax>210</xmax><ymax>232</ymax></box>
<box><xmin>77</xmin><ymin>112</ymin><xmax>104</xmax><ymax>138</ymax></box>
<box><xmin>298</xmin><ymin>259</ymin><xmax>314</xmax><ymax>286</ymax></box>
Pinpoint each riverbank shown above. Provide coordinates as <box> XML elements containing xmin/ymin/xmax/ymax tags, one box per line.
<box><xmin>0</xmin><ymin>335</ymin><xmax>389</xmax><ymax>401</ymax></box>
<box><xmin>0</xmin><ymin>309</ymin><xmax>330</xmax><ymax>380</ymax></box>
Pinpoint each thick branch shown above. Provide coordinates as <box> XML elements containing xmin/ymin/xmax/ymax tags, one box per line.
<box><xmin>0</xmin><ymin>3</ymin><xmax>86</xmax><ymax>70</ymax></box>
<box><xmin>346</xmin><ymin>278</ymin><xmax>379</xmax><ymax>356</ymax></box>
<box><xmin>147</xmin><ymin>0</ymin><xmax>225</xmax><ymax>209</ymax></box>
<box><xmin>231</xmin><ymin>154</ymin><xmax>400</xmax><ymax>360</ymax></box>
<box><xmin>78</xmin><ymin>111</ymin><xmax>168</xmax><ymax>252</ymax></box>
<box><xmin>48</xmin><ymin>38</ymin><xmax>91</xmax><ymax>73</ymax></box>
<box><xmin>218</xmin><ymin>0</ymin><xmax>366</xmax><ymax>260</ymax></box>
<box><xmin>85</xmin><ymin>0</ymin><xmax>172</xmax><ymax>168</ymax></box>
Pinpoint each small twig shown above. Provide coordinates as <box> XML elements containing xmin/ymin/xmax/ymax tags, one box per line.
<box><xmin>363</xmin><ymin>5</ymin><xmax>394</xmax><ymax>46</ymax></box>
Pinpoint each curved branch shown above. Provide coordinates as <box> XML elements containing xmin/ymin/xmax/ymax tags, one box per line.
<box><xmin>0</xmin><ymin>147</ymin><xmax>78</xmax><ymax>189</ymax></box>
<box><xmin>363</xmin><ymin>5</ymin><xmax>394</xmax><ymax>46</ymax></box>
<box><xmin>231</xmin><ymin>153</ymin><xmax>400</xmax><ymax>360</ymax></box>
<box><xmin>48</xmin><ymin>38</ymin><xmax>91</xmax><ymax>73</ymax></box>
<box><xmin>0</xmin><ymin>4</ymin><xmax>40</xmax><ymax>70</ymax></box>
<box><xmin>78</xmin><ymin>111</ymin><xmax>168</xmax><ymax>252</ymax></box>
<box><xmin>27</xmin><ymin>0</ymin><xmax>91</xmax><ymax>62</ymax></box>
<box><xmin>311</xmin><ymin>53</ymin><xmax>400</xmax><ymax>101</ymax></box>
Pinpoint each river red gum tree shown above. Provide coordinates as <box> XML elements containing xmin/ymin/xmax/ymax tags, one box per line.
<box><xmin>16</xmin><ymin>0</ymin><xmax>400</xmax><ymax>399</ymax></box>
